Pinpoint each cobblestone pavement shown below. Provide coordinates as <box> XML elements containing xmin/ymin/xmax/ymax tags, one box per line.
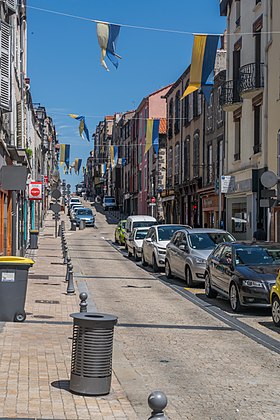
<box><xmin>0</xmin><ymin>211</ymin><xmax>138</xmax><ymax>420</ymax></box>
<box><xmin>67</xmin><ymin>202</ymin><xmax>280</xmax><ymax>420</ymax></box>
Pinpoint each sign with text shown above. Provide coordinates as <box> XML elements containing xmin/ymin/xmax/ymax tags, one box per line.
<box><xmin>220</xmin><ymin>175</ymin><xmax>235</xmax><ymax>194</ymax></box>
<box><xmin>28</xmin><ymin>182</ymin><xmax>43</xmax><ymax>200</ymax></box>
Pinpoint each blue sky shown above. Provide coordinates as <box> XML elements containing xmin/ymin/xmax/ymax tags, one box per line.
<box><xmin>27</xmin><ymin>0</ymin><xmax>226</xmax><ymax>190</ymax></box>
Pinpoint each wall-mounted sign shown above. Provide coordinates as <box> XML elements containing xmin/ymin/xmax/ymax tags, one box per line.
<box><xmin>29</xmin><ymin>182</ymin><xmax>43</xmax><ymax>200</ymax></box>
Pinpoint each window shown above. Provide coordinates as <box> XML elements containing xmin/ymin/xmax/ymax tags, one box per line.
<box><xmin>168</xmin><ymin>99</ymin><xmax>174</xmax><ymax>139</ymax></box>
<box><xmin>235</xmin><ymin>0</ymin><xmax>240</xmax><ymax>28</ymax></box>
<box><xmin>193</xmin><ymin>133</ymin><xmax>200</xmax><ymax>178</ymax></box>
<box><xmin>183</xmin><ymin>137</ymin><xmax>190</xmax><ymax>180</ymax></box>
<box><xmin>167</xmin><ymin>147</ymin><xmax>173</xmax><ymax>181</ymax></box>
<box><xmin>206</xmin><ymin>93</ymin><xmax>214</xmax><ymax>132</ymax></box>
<box><xmin>253</xmin><ymin>104</ymin><xmax>262</xmax><ymax>154</ymax></box>
<box><xmin>188</xmin><ymin>94</ymin><xmax>193</xmax><ymax>122</ymax></box>
<box><xmin>175</xmin><ymin>91</ymin><xmax>180</xmax><ymax>134</ymax></box>
<box><xmin>174</xmin><ymin>142</ymin><xmax>180</xmax><ymax>182</ymax></box>
<box><xmin>0</xmin><ymin>21</ymin><xmax>12</xmax><ymax>111</ymax></box>
<box><xmin>183</xmin><ymin>82</ymin><xmax>189</xmax><ymax>126</ymax></box>
<box><xmin>217</xmin><ymin>87</ymin><xmax>224</xmax><ymax>126</ymax></box>
<box><xmin>217</xmin><ymin>137</ymin><xmax>224</xmax><ymax>179</ymax></box>
<box><xmin>144</xmin><ymin>166</ymin><xmax>147</xmax><ymax>190</ymax></box>
<box><xmin>234</xmin><ymin>117</ymin><xmax>241</xmax><ymax>161</ymax></box>
<box><xmin>193</xmin><ymin>91</ymin><xmax>198</xmax><ymax>118</ymax></box>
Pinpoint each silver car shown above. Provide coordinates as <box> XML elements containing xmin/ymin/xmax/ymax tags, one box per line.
<box><xmin>165</xmin><ymin>228</ymin><xmax>235</xmax><ymax>286</ymax></box>
<box><xmin>142</xmin><ymin>224</ymin><xmax>190</xmax><ymax>272</ymax></box>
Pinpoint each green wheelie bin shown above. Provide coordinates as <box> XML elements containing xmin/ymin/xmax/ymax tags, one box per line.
<box><xmin>0</xmin><ymin>256</ymin><xmax>34</xmax><ymax>322</ymax></box>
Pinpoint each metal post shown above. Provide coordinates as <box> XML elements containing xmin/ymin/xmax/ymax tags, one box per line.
<box><xmin>79</xmin><ymin>292</ymin><xmax>88</xmax><ymax>312</ymax></box>
<box><xmin>63</xmin><ymin>246</ymin><xmax>68</xmax><ymax>264</ymax></box>
<box><xmin>148</xmin><ymin>391</ymin><xmax>168</xmax><ymax>420</ymax></box>
<box><xmin>12</xmin><ymin>191</ymin><xmax>17</xmax><ymax>256</ymax></box>
<box><xmin>65</xmin><ymin>256</ymin><xmax>71</xmax><ymax>282</ymax></box>
<box><xmin>67</xmin><ymin>264</ymin><xmax>75</xmax><ymax>294</ymax></box>
<box><xmin>218</xmin><ymin>176</ymin><xmax>222</xmax><ymax>229</ymax></box>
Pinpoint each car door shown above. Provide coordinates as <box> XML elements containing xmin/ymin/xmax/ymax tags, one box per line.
<box><xmin>208</xmin><ymin>244</ymin><xmax>225</xmax><ymax>290</ymax></box>
<box><xmin>175</xmin><ymin>232</ymin><xmax>188</xmax><ymax>279</ymax></box>
<box><xmin>145</xmin><ymin>228</ymin><xmax>156</xmax><ymax>264</ymax></box>
<box><xmin>169</xmin><ymin>232</ymin><xmax>184</xmax><ymax>277</ymax></box>
<box><xmin>217</xmin><ymin>245</ymin><xmax>234</xmax><ymax>294</ymax></box>
<box><xmin>143</xmin><ymin>228</ymin><xmax>152</xmax><ymax>263</ymax></box>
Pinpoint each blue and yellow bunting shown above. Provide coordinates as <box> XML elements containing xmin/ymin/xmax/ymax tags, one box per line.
<box><xmin>69</xmin><ymin>114</ymin><xmax>90</xmax><ymax>142</ymax></box>
<box><xmin>145</xmin><ymin>119</ymin><xmax>160</xmax><ymax>154</ymax></box>
<box><xmin>96</xmin><ymin>22</ymin><xmax>121</xmax><ymax>71</ymax></box>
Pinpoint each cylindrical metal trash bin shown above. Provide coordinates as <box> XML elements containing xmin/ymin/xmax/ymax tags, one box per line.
<box><xmin>69</xmin><ymin>312</ymin><xmax>118</xmax><ymax>395</ymax></box>
<box><xmin>79</xmin><ymin>220</ymin><xmax>86</xmax><ymax>230</ymax></box>
<box><xmin>0</xmin><ymin>257</ymin><xmax>34</xmax><ymax>322</ymax></box>
<box><xmin>29</xmin><ymin>230</ymin><xmax>39</xmax><ymax>249</ymax></box>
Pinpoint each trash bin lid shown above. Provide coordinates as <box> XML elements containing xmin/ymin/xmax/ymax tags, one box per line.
<box><xmin>70</xmin><ymin>312</ymin><xmax>118</xmax><ymax>327</ymax></box>
<box><xmin>0</xmin><ymin>256</ymin><xmax>35</xmax><ymax>265</ymax></box>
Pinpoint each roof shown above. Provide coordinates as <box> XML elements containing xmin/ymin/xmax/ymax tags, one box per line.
<box><xmin>127</xmin><ymin>215</ymin><xmax>157</xmax><ymax>221</ymax></box>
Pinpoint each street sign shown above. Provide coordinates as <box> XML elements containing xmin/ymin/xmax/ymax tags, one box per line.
<box><xmin>29</xmin><ymin>182</ymin><xmax>43</xmax><ymax>200</ymax></box>
<box><xmin>51</xmin><ymin>189</ymin><xmax>61</xmax><ymax>200</ymax></box>
<box><xmin>260</xmin><ymin>198</ymin><xmax>277</xmax><ymax>208</ymax></box>
<box><xmin>67</xmin><ymin>184</ymin><xmax>71</xmax><ymax>189</ymax></box>
<box><xmin>261</xmin><ymin>171</ymin><xmax>278</xmax><ymax>188</ymax></box>
<box><xmin>261</xmin><ymin>189</ymin><xmax>276</xmax><ymax>198</ymax></box>
<box><xmin>50</xmin><ymin>202</ymin><xmax>61</xmax><ymax>213</ymax></box>
<box><xmin>220</xmin><ymin>175</ymin><xmax>235</xmax><ymax>193</ymax></box>
<box><xmin>151</xmin><ymin>197</ymin><xmax>156</xmax><ymax>203</ymax></box>
<box><xmin>149</xmin><ymin>203</ymin><xmax>156</xmax><ymax>206</ymax></box>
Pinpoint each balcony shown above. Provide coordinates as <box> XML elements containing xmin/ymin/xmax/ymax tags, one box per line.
<box><xmin>239</xmin><ymin>63</ymin><xmax>264</xmax><ymax>98</ymax></box>
<box><xmin>220</xmin><ymin>80</ymin><xmax>242</xmax><ymax>112</ymax></box>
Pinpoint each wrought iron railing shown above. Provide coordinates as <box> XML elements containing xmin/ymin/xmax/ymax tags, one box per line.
<box><xmin>239</xmin><ymin>62</ymin><xmax>264</xmax><ymax>94</ymax></box>
<box><xmin>220</xmin><ymin>80</ymin><xmax>242</xmax><ymax>108</ymax></box>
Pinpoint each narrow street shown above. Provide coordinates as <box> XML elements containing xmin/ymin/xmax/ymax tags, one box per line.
<box><xmin>67</xmin><ymin>204</ymin><xmax>280</xmax><ymax>420</ymax></box>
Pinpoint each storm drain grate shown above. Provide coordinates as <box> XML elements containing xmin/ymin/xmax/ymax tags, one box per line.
<box><xmin>29</xmin><ymin>274</ymin><xmax>49</xmax><ymax>279</ymax></box>
<box><xmin>35</xmin><ymin>300</ymin><xmax>60</xmax><ymax>304</ymax></box>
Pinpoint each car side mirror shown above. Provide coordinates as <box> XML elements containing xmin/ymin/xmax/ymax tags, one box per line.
<box><xmin>146</xmin><ymin>238</ymin><xmax>152</xmax><ymax>243</ymax></box>
<box><xmin>179</xmin><ymin>244</ymin><xmax>186</xmax><ymax>251</ymax></box>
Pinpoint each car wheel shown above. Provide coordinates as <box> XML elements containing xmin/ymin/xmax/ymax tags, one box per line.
<box><xmin>229</xmin><ymin>282</ymin><xmax>241</xmax><ymax>312</ymax></box>
<box><xmin>205</xmin><ymin>272</ymin><xmax>218</xmax><ymax>298</ymax></box>
<box><xmin>152</xmin><ymin>254</ymin><xmax>159</xmax><ymax>272</ymax></box>
<box><xmin>165</xmin><ymin>260</ymin><xmax>173</xmax><ymax>279</ymax></box>
<box><xmin>142</xmin><ymin>252</ymin><xmax>148</xmax><ymax>266</ymax></box>
<box><xmin>14</xmin><ymin>312</ymin><xmax>26</xmax><ymax>322</ymax></box>
<box><xmin>134</xmin><ymin>249</ymin><xmax>140</xmax><ymax>262</ymax></box>
<box><xmin>185</xmin><ymin>266</ymin><xmax>194</xmax><ymax>287</ymax></box>
<box><xmin>272</xmin><ymin>296</ymin><xmax>280</xmax><ymax>327</ymax></box>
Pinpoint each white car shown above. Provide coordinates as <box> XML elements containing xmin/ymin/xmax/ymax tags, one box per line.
<box><xmin>70</xmin><ymin>204</ymin><xmax>84</xmax><ymax>220</ymax></box>
<box><xmin>124</xmin><ymin>215</ymin><xmax>157</xmax><ymax>247</ymax></box>
<box><xmin>127</xmin><ymin>227</ymin><xmax>150</xmax><ymax>261</ymax></box>
<box><xmin>142</xmin><ymin>224</ymin><xmax>190</xmax><ymax>272</ymax></box>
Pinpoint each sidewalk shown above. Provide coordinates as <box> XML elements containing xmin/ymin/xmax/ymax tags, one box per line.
<box><xmin>0</xmin><ymin>211</ymin><xmax>138</xmax><ymax>420</ymax></box>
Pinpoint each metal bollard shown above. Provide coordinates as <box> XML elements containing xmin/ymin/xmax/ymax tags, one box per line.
<box><xmin>148</xmin><ymin>391</ymin><xmax>168</xmax><ymax>420</ymax></box>
<box><xmin>63</xmin><ymin>246</ymin><xmax>68</xmax><ymax>264</ymax></box>
<box><xmin>65</xmin><ymin>256</ymin><xmax>71</xmax><ymax>282</ymax></box>
<box><xmin>67</xmin><ymin>264</ymin><xmax>75</xmax><ymax>294</ymax></box>
<box><xmin>70</xmin><ymin>220</ymin><xmax>76</xmax><ymax>231</ymax></box>
<box><xmin>79</xmin><ymin>220</ymin><xmax>86</xmax><ymax>230</ymax></box>
<box><xmin>79</xmin><ymin>292</ymin><xmax>88</xmax><ymax>312</ymax></box>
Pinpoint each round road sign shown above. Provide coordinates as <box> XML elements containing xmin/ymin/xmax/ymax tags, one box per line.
<box><xmin>30</xmin><ymin>187</ymin><xmax>40</xmax><ymax>197</ymax></box>
<box><xmin>260</xmin><ymin>171</ymin><xmax>278</xmax><ymax>188</ymax></box>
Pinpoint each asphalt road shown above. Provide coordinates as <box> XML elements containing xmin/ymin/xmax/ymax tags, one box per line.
<box><xmin>68</xmin><ymin>203</ymin><xmax>280</xmax><ymax>420</ymax></box>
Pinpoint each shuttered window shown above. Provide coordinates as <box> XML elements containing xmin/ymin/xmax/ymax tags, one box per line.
<box><xmin>17</xmin><ymin>101</ymin><xmax>22</xmax><ymax>148</ymax></box>
<box><xmin>6</xmin><ymin>0</ymin><xmax>17</xmax><ymax>13</ymax></box>
<box><xmin>0</xmin><ymin>21</ymin><xmax>11</xmax><ymax>111</ymax></box>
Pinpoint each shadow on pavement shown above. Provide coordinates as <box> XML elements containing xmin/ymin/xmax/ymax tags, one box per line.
<box><xmin>51</xmin><ymin>380</ymin><xmax>70</xmax><ymax>391</ymax></box>
<box><xmin>92</xmin><ymin>203</ymin><xmax>122</xmax><ymax>224</ymax></box>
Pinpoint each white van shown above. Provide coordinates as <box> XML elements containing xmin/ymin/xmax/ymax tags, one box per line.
<box><xmin>124</xmin><ymin>215</ymin><xmax>157</xmax><ymax>246</ymax></box>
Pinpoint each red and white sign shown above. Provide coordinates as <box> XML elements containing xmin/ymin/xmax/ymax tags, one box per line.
<box><xmin>44</xmin><ymin>175</ymin><xmax>49</xmax><ymax>184</ymax></box>
<box><xmin>29</xmin><ymin>182</ymin><xmax>43</xmax><ymax>200</ymax></box>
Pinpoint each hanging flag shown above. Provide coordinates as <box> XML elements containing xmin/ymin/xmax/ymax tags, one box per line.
<box><xmin>68</xmin><ymin>114</ymin><xmax>90</xmax><ymax>142</ymax></box>
<box><xmin>60</xmin><ymin>144</ymin><xmax>70</xmax><ymax>167</ymax></box>
<box><xmin>182</xmin><ymin>35</ymin><xmax>219</xmax><ymax>102</ymax></box>
<box><xmin>110</xmin><ymin>145</ymin><xmax>115</xmax><ymax>168</ymax></box>
<box><xmin>114</xmin><ymin>145</ymin><xmax>118</xmax><ymax>167</ymax></box>
<box><xmin>145</xmin><ymin>119</ymin><xmax>160</xmax><ymax>154</ymax></box>
<box><xmin>96</xmin><ymin>22</ymin><xmax>121</xmax><ymax>71</ymax></box>
<box><xmin>74</xmin><ymin>158</ymin><xmax>82</xmax><ymax>175</ymax></box>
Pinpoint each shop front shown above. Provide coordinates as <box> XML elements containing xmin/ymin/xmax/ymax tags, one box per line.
<box><xmin>201</xmin><ymin>193</ymin><xmax>220</xmax><ymax>228</ymax></box>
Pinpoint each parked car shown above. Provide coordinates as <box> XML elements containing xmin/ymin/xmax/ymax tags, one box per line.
<box><xmin>124</xmin><ymin>215</ymin><xmax>157</xmax><ymax>248</ymax></box>
<box><xmin>127</xmin><ymin>227</ymin><xmax>150</xmax><ymax>260</ymax></box>
<box><xmin>205</xmin><ymin>242</ymin><xmax>280</xmax><ymax>312</ymax></box>
<box><xmin>142</xmin><ymin>224</ymin><xmax>191</xmax><ymax>272</ymax></box>
<box><xmin>74</xmin><ymin>208</ymin><xmax>95</xmax><ymax>227</ymax></box>
<box><xmin>70</xmin><ymin>204</ymin><xmax>84</xmax><ymax>220</ymax></box>
<box><xmin>165</xmin><ymin>228</ymin><xmax>235</xmax><ymax>286</ymax></box>
<box><xmin>114</xmin><ymin>220</ymin><xmax>127</xmax><ymax>245</ymax></box>
<box><xmin>68</xmin><ymin>198</ymin><xmax>81</xmax><ymax>215</ymax></box>
<box><xmin>270</xmin><ymin>268</ymin><xmax>280</xmax><ymax>326</ymax></box>
<box><xmin>103</xmin><ymin>196</ymin><xmax>117</xmax><ymax>210</ymax></box>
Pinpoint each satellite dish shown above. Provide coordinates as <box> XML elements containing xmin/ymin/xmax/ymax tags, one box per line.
<box><xmin>260</xmin><ymin>171</ymin><xmax>278</xmax><ymax>188</ymax></box>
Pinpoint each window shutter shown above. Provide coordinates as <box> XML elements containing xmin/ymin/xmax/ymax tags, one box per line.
<box><xmin>6</xmin><ymin>0</ymin><xmax>16</xmax><ymax>13</ymax></box>
<box><xmin>17</xmin><ymin>101</ymin><xmax>22</xmax><ymax>148</ymax></box>
<box><xmin>188</xmin><ymin>94</ymin><xmax>193</xmax><ymax>122</ymax></box>
<box><xmin>0</xmin><ymin>21</ymin><xmax>11</xmax><ymax>111</ymax></box>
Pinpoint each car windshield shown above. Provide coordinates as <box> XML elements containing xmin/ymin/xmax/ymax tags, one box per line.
<box><xmin>188</xmin><ymin>232</ymin><xmax>234</xmax><ymax>250</ymax></box>
<box><xmin>235</xmin><ymin>246</ymin><xmax>280</xmax><ymax>266</ymax></box>
<box><xmin>76</xmin><ymin>209</ymin><xmax>93</xmax><ymax>216</ymax></box>
<box><xmin>133</xmin><ymin>221</ymin><xmax>156</xmax><ymax>228</ymax></box>
<box><xmin>157</xmin><ymin>226</ymin><xmax>185</xmax><ymax>241</ymax></box>
<box><xmin>135</xmin><ymin>230</ymin><xmax>149</xmax><ymax>239</ymax></box>
<box><xmin>105</xmin><ymin>198</ymin><xmax>115</xmax><ymax>203</ymax></box>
